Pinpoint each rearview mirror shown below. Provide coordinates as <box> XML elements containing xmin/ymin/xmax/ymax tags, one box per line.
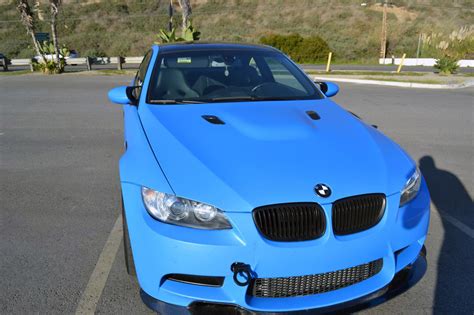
<box><xmin>316</xmin><ymin>81</ymin><xmax>339</xmax><ymax>98</ymax></box>
<box><xmin>108</xmin><ymin>86</ymin><xmax>138</xmax><ymax>105</ymax></box>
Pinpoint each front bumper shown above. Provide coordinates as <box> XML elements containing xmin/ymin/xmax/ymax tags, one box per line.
<box><xmin>121</xmin><ymin>179</ymin><xmax>430</xmax><ymax>312</ymax></box>
<box><xmin>141</xmin><ymin>248</ymin><xmax>427</xmax><ymax>314</ymax></box>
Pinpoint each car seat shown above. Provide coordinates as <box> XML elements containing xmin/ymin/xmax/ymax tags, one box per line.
<box><xmin>154</xmin><ymin>68</ymin><xmax>199</xmax><ymax>99</ymax></box>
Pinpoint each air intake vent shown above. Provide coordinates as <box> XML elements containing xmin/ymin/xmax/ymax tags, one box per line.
<box><xmin>202</xmin><ymin>115</ymin><xmax>225</xmax><ymax>124</ymax></box>
<box><xmin>163</xmin><ymin>274</ymin><xmax>224</xmax><ymax>287</ymax></box>
<box><xmin>253</xmin><ymin>203</ymin><xmax>326</xmax><ymax>242</ymax></box>
<box><xmin>306</xmin><ymin>110</ymin><xmax>320</xmax><ymax>120</ymax></box>
<box><xmin>332</xmin><ymin>194</ymin><xmax>386</xmax><ymax>235</ymax></box>
<box><xmin>249</xmin><ymin>258</ymin><xmax>383</xmax><ymax>298</ymax></box>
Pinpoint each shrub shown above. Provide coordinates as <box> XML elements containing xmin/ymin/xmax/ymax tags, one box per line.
<box><xmin>34</xmin><ymin>41</ymin><xmax>70</xmax><ymax>74</ymax></box>
<box><xmin>82</xmin><ymin>48</ymin><xmax>107</xmax><ymax>58</ymax></box>
<box><xmin>33</xmin><ymin>59</ymin><xmax>66</xmax><ymax>74</ymax></box>
<box><xmin>434</xmin><ymin>55</ymin><xmax>459</xmax><ymax>75</ymax></box>
<box><xmin>260</xmin><ymin>33</ymin><xmax>330</xmax><ymax>63</ymax></box>
<box><xmin>260</xmin><ymin>34</ymin><xmax>301</xmax><ymax>59</ymax></box>
<box><xmin>421</xmin><ymin>26</ymin><xmax>474</xmax><ymax>59</ymax></box>
<box><xmin>294</xmin><ymin>36</ymin><xmax>331</xmax><ymax>63</ymax></box>
<box><xmin>157</xmin><ymin>22</ymin><xmax>201</xmax><ymax>43</ymax></box>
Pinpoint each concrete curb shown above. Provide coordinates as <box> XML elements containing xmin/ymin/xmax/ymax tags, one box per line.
<box><xmin>312</xmin><ymin>76</ymin><xmax>474</xmax><ymax>89</ymax></box>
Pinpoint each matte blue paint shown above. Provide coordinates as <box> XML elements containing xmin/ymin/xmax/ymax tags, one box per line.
<box><xmin>139</xmin><ymin>98</ymin><xmax>415</xmax><ymax>210</ymax></box>
<box><xmin>324</xmin><ymin>81</ymin><xmax>339</xmax><ymax>97</ymax></box>
<box><xmin>112</xmin><ymin>43</ymin><xmax>430</xmax><ymax>312</ymax></box>
<box><xmin>108</xmin><ymin>86</ymin><xmax>131</xmax><ymax>105</ymax></box>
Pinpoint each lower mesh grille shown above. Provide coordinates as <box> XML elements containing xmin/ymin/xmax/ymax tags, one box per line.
<box><xmin>249</xmin><ymin>259</ymin><xmax>383</xmax><ymax>298</ymax></box>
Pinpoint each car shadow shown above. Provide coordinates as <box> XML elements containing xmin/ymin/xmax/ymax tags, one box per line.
<box><xmin>419</xmin><ymin>156</ymin><xmax>474</xmax><ymax>313</ymax></box>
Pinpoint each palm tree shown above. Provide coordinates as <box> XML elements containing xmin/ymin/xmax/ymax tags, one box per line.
<box><xmin>177</xmin><ymin>0</ymin><xmax>192</xmax><ymax>35</ymax></box>
<box><xmin>49</xmin><ymin>0</ymin><xmax>62</xmax><ymax>62</ymax></box>
<box><xmin>17</xmin><ymin>0</ymin><xmax>46</xmax><ymax>64</ymax></box>
<box><xmin>157</xmin><ymin>0</ymin><xmax>199</xmax><ymax>43</ymax></box>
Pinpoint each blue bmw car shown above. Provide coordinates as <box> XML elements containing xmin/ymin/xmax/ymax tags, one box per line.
<box><xmin>108</xmin><ymin>43</ymin><xmax>430</xmax><ymax>314</ymax></box>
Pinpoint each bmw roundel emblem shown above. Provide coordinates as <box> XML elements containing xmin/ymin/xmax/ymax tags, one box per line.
<box><xmin>315</xmin><ymin>184</ymin><xmax>331</xmax><ymax>198</ymax></box>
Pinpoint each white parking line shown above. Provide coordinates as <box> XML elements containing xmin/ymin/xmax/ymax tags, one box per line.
<box><xmin>438</xmin><ymin>210</ymin><xmax>474</xmax><ymax>239</ymax></box>
<box><xmin>75</xmin><ymin>215</ymin><xmax>123</xmax><ymax>315</ymax></box>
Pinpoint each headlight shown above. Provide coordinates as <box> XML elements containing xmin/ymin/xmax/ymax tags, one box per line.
<box><xmin>141</xmin><ymin>187</ymin><xmax>232</xmax><ymax>230</ymax></box>
<box><xmin>399</xmin><ymin>168</ymin><xmax>421</xmax><ymax>207</ymax></box>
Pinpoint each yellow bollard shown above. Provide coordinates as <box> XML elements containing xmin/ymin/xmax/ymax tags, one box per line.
<box><xmin>326</xmin><ymin>52</ymin><xmax>332</xmax><ymax>72</ymax></box>
<box><xmin>397</xmin><ymin>53</ymin><xmax>406</xmax><ymax>73</ymax></box>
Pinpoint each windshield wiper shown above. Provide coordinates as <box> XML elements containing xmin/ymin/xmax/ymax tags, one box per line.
<box><xmin>149</xmin><ymin>96</ymin><xmax>296</xmax><ymax>104</ymax></box>
<box><xmin>251</xmin><ymin>96</ymin><xmax>295</xmax><ymax>101</ymax></box>
<box><xmin>208</xmin><ymin>96</ymin><xmax>257</xmax><ymax>102</ymax></box>
<box><xmin>149</xmin><ymin>99</ymin><xmax>206</xmax><ymax>104</ymax></box>
<box><xmin>208</xmin><ymin>96</ymin><xmax>295</xmax><ymax>103</ymax></box>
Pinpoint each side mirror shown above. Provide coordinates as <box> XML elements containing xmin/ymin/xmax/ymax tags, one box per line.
<box><xmin>316</xmin><ymin>81</ymin><xmax>339</xmax><ymax>98</ymax></box>
<box><xmin>108</xmin><ymin>86</ymin><xmax>138</xmax><ymax>105</ymax></box>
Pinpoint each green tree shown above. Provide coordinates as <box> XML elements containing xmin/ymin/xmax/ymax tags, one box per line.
<box><xmin>17</xmin><ymin>0</ymin><xmax>67</xmax><ymax>74</ymax></box>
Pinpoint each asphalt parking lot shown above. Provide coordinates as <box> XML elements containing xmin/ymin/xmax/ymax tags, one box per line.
<box><xmin>1</xmin><ymin>74</ymin><xmax>473</xmax><ymax>314</ymax></box>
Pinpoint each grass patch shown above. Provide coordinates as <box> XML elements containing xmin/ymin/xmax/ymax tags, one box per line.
<box><xmin>73</xmin><ymin>69</ymin><xmax>136</xmax><ymax>76</ymax></box>
<box><xmin>301</xmin><ymin>60</ymin><xmax>381</xmax><ymax>66</ymax></box>
<box><xmin>362</xmin><ymin>77</ymin><xmax>447</xmax><ymax>84</ymax></box>
<box><xmin>95</xmin><ymin>69</ymin><xmax>135</xmax><ymax>76</ymax></box>
<box><xmin>306</xmin><ymin>70</ymin><xmax>427</xmax><ymax>76</ymax></box>
<box><xmin>0</xmin><ymin>69</ymin><xmax>136</xmax><ymax>76</ymax></box>
<box><xmin>0</xmin><ymin>70</ymin><xmax>32</xmax><ymax>76</ymax></box>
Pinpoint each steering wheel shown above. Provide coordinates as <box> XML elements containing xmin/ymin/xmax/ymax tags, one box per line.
<box><xmin>251</xmin><ymin>82</ymin><xmax>276</xmax><ymax>94</ymax></box>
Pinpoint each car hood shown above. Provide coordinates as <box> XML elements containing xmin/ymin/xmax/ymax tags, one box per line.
<box><xmin>139</xmin><ymin>99</ymin><xmax>415</xmax><ymax>212</ymax></box>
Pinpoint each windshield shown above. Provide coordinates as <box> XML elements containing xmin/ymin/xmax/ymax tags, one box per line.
<box><xmin>147</xmin><ymin>49</ymin><xmax>323</xmax><ymax>104</ymax></box>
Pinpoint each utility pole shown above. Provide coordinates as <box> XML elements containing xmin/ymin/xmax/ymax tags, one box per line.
<box><xmin>168</xmin><ymin>0</ymin><xmax>174</xmax><ymax>32</ymax></box>
<box><xmin>380</xmin><ymin>0</ymin><xmax>388</xmax><ymax>59</ymax></box>
<box><xmin>416</xmin><ymin>33</ymin><xmax>422</xmax><ymax>59</ymax></box>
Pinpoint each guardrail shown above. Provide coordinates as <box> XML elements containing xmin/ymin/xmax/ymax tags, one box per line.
<box><xmin>3</xmin><ymin>56</ymin><xmax>473</xmax><ymax>72</ymax></box>
<box><xmin>0</xmin><ymin>56</ymin><xmax>144</xmax><ymax>71</ymax></box>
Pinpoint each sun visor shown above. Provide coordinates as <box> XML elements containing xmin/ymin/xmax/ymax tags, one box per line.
<box><xmin>164</xmin><ymin>55</ymin><xmax>209</xmax><ymax>68</ymax></box>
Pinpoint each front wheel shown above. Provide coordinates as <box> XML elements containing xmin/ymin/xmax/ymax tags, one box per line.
<box><xmin>122</xmin><ymin>197</ymin><xmax>136</xmax><ymax>277</ymax></box>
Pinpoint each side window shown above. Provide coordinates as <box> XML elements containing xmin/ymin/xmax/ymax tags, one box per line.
<box><xmin>133</xmin><ymin>50</ymin><xmax>153</xmax><ymax>100</ymax></box>
<box><xmin>263</xmin><ymin>56</ymin><xmax>307</xmax><ymax>92</ymax></box>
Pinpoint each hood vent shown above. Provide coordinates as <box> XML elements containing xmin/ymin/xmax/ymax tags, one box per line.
<box><xmin>306</xmin><ymin>110</ymin><xmax>320</xmax><ymax>120</ymax></box>
<box><xmin>202</xmin><ymin>115</ymin><xmax>225</xmax><ymax>125</ymax></box>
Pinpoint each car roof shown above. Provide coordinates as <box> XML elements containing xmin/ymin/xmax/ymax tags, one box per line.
<box><xmin>153</xmin><ymin>42</ymin><xmax>280</xmax><ymax>54</ymax></box>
